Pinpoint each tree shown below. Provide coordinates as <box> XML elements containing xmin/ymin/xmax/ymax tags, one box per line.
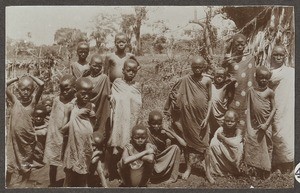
<box><xmin>54</xmin><ymin>28</ymin><xmax>88</xmax><ymax>59</ymax></box>
<box><xmin>120</xmin><ymin>14</ymin><xmax>136</xmax><ymax>52</ymax></box>
<box><xmin>90</xmin><ymin>13</ymin><xmax>118</xmax><ymax>51</ymax></box>
<box><xmin>133</xmin><ymin>6</ymin><xmax>147</xmax><ymax>55</ymax></box>
<box><xmin>153</xmin><ymin>35</ymin><xmax>167</xmax><ymax>54</ymax></box>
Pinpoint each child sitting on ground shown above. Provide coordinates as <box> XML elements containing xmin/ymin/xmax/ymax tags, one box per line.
<box><xmin>147</xmin><ymin>110</ymin><xmax>186</xmax><ymax>183</ymax></box>
<box><xmin>117</xmin><ymin>125</ymin><xmax>155</xmax><ymax>187</ymax></box>
<box><xmin>209</xmin><ymin>110</ymin><xmax>243</xmax><ymax>178</ymax></box>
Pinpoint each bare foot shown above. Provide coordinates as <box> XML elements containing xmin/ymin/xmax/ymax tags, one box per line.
<box><xmin>206</xmin><ymin>172</ymin><xmax>215</xmax><ymax>184</ymax></box>
<box><xmin>182</xmin><ymin>167</ymin><xmax>191</xmax><ymax>180</ymax></box>
<box><xmin>165</xmin><ymin>178</ymin><xmax>177</xmax><ymax>183</ymax></box>
<box><xmin>112</xmin><ymin>147</ymin><xmax>119</xmax><ymax>155</ymax></box>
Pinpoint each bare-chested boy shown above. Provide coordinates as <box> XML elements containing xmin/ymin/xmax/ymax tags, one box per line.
<box><xmin>70</xmin><ymin>42</ymin><xmax>90</xmax><ymax>79</ymax></box>
<box><xmin>245</xmin><ymin>66</ymin><xmax>276</xmax><ymax>179</ymax></box>
<box><xmin>6</xmin><ymin>74</ymin><xmax>44</xmax><ymax>187</ymax></box>
<box><xmin>104</xmin><ymin>32</ymin><xmax>138</xmax><ymax>83</ymax></box>
<box><xmin>118</xmin><ymin>125</ymin><xmax>155</xmax><ymax>187</ymax></box>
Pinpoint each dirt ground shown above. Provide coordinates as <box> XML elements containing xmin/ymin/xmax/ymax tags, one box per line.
<box><xmin>7</xmin><ymin>158</ymin><xmax>294</xmax><ymax>189</ymax></box>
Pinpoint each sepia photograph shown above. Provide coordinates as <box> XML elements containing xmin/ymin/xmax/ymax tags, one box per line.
<box><xmin>5</xmin><ymin>5</ymin><xmax>295</xmax><ymax>189</ymax></box>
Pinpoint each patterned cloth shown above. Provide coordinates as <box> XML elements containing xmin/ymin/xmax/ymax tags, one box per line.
<box><xmin>225</xmin><ymin>54</ymin><xmax>256</xmax><ymax>127</ymax></box>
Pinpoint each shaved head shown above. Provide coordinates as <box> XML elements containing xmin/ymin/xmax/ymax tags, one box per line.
<box><xmin>18</xmin><ymin>76</ymin><xmax>34</xmax><ymax>89</ymax></box>
<box><xmin>191</xmin><ymin>56</ymin><xmax>206</xmax><ymax>67</ymax></box>
<box><xmin>77</xmin><ymin>41</ymin><xmax>89</xmax><ymax>50</ymax></box>
<box><xmin>225</xmin><ymin>110</ymin><xmax>239</xmax><ymax>121</ymax></box>
<box><xmin>232</xmin><ymin>33</ymin><xmax>246</xmax><ymax>42</ymax></box>
<box><xmin>148</xmin><ymin>110</ymin><xmax>163</xmax><ymax>122</ymax></box>
<box><xmin>75</xmin><ymin>77</ymin><xmax>93</xmax><ymax>91</ymax></box>
<box><xmin>60</xmin><ymin>74</ymin><xmax>75</xmax><ymax>86</ymax></box>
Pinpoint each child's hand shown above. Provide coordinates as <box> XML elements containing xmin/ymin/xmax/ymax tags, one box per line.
<box><xmin>217</xmin><ymin>132</ymin><xmax>224</xmax><ymax>141</ymax></box>
<box><xmin>109</xmin><ymin>95</ymin><xmax>116</xmax><ymax>109</ymax></box>
<box><xmin>78</xmin><ymin>108</ymin><xmax>91</xmax><ymax>117</ymax></box>
<box><xmin>82</xmin><ymin>69</ymin><xmax>91</xmax><ymax>77</ymax></box>
<box><xmin>257</xmin><ymin>123</ymin><xmax>268</xmax><ymax>131</ymax></box>
<box><xmin>147</xmin><ymin>148</ymin><xmax>155</xmax><ymax>155</ymax></box>
<box><xmin>200</xmin><ymin>118</ymin><xmax>208</xmax><ymax>129</ymax></box>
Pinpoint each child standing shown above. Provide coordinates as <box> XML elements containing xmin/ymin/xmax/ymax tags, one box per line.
<box><xmin>60</xmin><ymin>77</ymin><xmax>95</xmax><ymax>187</ymax></box>
<box><xmin>42</xmin><ymin>97</ymin><xmax>53</xmax><ymax>121</ymax></box>
<box><xmin>118</xmin><ymin>125</ymin><xmax>155</xmax><ymax>187</ymax></box>
<box><xmin>84</xmin><ymin>54</ymin><xmax>110</xmax><ymax>187</ymax></box>
<box><xmin>164</xmin><ymin>56</ymin><xmax>214</xmax><ymax>183</ymax></box>
<box><xmin>245</xmin><ymin>66</ymin><xmax>276</xmax><ymax>178</ymax></box>
<box><xmin>43</xmin><ymin>75</ymin><xmax>76</xmax><ymax>187</ymax></box>
<box><xmin>209</xmin><ymin>67</ymin><xmax>236</xmax><ymax>139</ymax></box>
<box><xmin>104</xmin><ymin>32</ymin><xmax>138</xmax><ymax>83</ymax></box>
<box><xmin>106</xmin><ymin>58</ymin><xmax>142</xmax><ymax>180</ymax></box>
<box><xmin>32</xmin><ymin>105</ymin><xmax>48</xmax><ymax>167</ymax></box>
<box><xmin>70</xmin><ymin>42</ymin><xmax>90</xmax><ymax>79</ymax></box>
<box><xmin>147</xmin><ymin>110</ymin><xmax>186</xmax><ymax>183</ymax></box>
<box><xmin>6</xmin><ymin>75</ymin><xmax>44</xmax><ymax>186</ymax></box>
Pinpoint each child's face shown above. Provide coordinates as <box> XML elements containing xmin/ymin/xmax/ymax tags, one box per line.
<box><xmin>233</xmin><ymin>37</ymin><xmax>246</xmax><ymax>54</ymax></box>
<box><xmin>271</xmin><ymin>46</ymin><xmax>285</xmax><ymax>67</ymax></box>
<box><xmin>223</xmin><ymin>112</ymin><xmax>238</xmax><ymax>130</ymax></box>
<box><xmin>33</xmin><ymin>109</ymin><xmax>46</xmax><ymax>126</ymax></box>
<box><xmin>115</xmin><ymin>35</ymin><xmax>127</xmax><ymax>51</ymax></box>
<box><xmin>18</xmin><ymin>80</ymin><xmax>34</xmax><ymax>101</ymax></box>
<box><xmin>148</xmin><ymin>115</ymin><xmax>163</xmax><ymax>132</ymax></box>
<box><xmin>214</xmin><ymin>69</ymin><xmax>226</xmax><ymax>85</ymax></box>
<box><xmin>132</xmin><ymin>129</ymin><xmax>147</xmax><ymax>147</ymax></box>
<box><xmin>191</xmin><ymin>62</ymin><xmax>206</xmax><ymax>76</ymax></box>
<box><xmin>77</xmin><ymin>46</ymin><xmax>89</xmax><ymax>60</ymax></box>
<box><xmin>123</xmin><ymin>62</ymin><xmax>138</xmax><ymax>81</ymax></box>
<box><xmin>256</xmin><ymin>70</ymin><xmax>270</xmax><ymax>88</ymax></box>
<box><xmin>44</xmin><ymin>100</ymin><xmax>53</xmax><ymax>114</ymax></box>
<box><xmin>60</xmin><ymin>80</ymin><xmax>74</xmax><ymax>100</ymax></box>
<box><xmin>76</xmin><ymin>87</ymin><xmax>92</xmax><ymax>105</ymax></box>
<box><xmin>90</xmin><ymin>58</ymin><xmax>103</xmax><ymax>75</ymax></box>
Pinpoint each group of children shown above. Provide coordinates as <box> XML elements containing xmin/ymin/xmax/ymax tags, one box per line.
<box><xmin>5</xmin><ymin>32</ymin><xmax>293</xmax><ymax>188</ymax></box>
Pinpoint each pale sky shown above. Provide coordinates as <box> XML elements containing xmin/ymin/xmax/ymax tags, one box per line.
<box><xmin>6</xmin><ymin>6</ymin><xmax>230</xmax><ymax>46</ymax></box>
